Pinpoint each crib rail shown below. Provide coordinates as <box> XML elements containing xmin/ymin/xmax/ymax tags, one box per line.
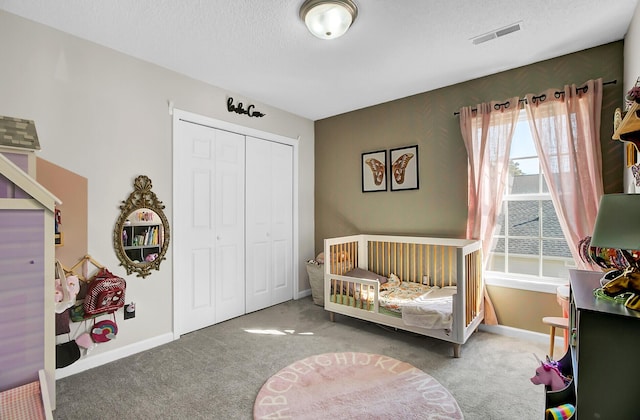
<box><xmin>327</xmin><ymin>239</ymin><xmax>358</xmax><ymax>276</ymax></box>
<box><xmin>327</xmin><ymin>274</ymin><xmax>378</xmax><ymax>311</ymax></box>
<box><xmin>326</xmin><ymin>235</ymin><xmax>478</xmax><ymax>284</ymax></box>
<box><xmin>464</xmin><ymin>247</ymin><xmax>483</xmax><ymax>327</ymax></box>
<box><xmin>366</xmin><ymin>240</ymin><xmax>458</xmax><ymax>287</ymax></box>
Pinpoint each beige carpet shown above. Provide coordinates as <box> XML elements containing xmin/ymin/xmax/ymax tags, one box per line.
<box><xmin>254</xmin><ymin>352</ymin><xmax>463</xmax><ymax>419</ymax></box>
<box><xmin>53</xmin><ymin>297</ymin><xmax>549</xmax><ymax>419</ymax></box>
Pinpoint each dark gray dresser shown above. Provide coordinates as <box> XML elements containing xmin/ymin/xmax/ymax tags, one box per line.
<box><xmin>568</xmin><ymin>269</ymin><xmax>640</xmax><ymax>419</ymax></box>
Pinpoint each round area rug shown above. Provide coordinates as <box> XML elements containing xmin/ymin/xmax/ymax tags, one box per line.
<box><xmin>254</xmin><ymin>352</ymin><xmax>463</xmax><ymax>419</ymax></box>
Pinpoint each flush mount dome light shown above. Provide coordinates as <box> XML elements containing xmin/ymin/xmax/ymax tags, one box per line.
<box><xmin>300</xmin><ymin>0</ymin><xmax>358</xmax><ymax>40</ymax></box>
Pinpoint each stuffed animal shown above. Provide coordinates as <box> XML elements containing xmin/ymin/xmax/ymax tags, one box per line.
<box><xmin>530</xmin><ymin>360</ymin><xmax>570</xmax><ymax>391</ymax></box>
<box><xmin>379</xmin><ymin>273</ymin><xmax>402</xmax><ymax>291</ymax></box>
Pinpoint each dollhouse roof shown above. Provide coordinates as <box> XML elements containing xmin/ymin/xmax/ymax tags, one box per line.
<box><xmin>0</xmin><ymin>115</ymin><xmax>40</xmax><ymax>150</ymax></box>
<box><xmin>0</xmin><ymin>153</ymin><xmax>60</xmax><ymax>210</ymax></box>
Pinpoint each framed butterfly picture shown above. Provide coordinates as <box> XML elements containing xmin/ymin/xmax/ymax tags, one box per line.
<box><xmin>389</xmin><ymin>145</ymin><xmax>419</xmax><ymax>191</ymax></box>
<box><xmin>361</xmin><ymin>150</ymin><xmax>387</xmax><ymax>192</ymax></box>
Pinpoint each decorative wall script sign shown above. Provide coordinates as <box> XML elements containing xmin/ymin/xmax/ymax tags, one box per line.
<box><xmin>227</xmin><ymin>97</ymin><xmax>265</xmax><ymax>118</ymax></box>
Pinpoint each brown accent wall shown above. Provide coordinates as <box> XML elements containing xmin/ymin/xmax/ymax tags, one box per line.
<box><xmin>36</xmin><ymin>158</ymin><xmax>88</xmax><ymax>268</ymax></box>
<box><xmin>487</xmin><ymin>285</ymin><xmax>563</xmax><ymax>334</ymax></box>
<box><xmin>315</xmin><ymin>41</ymin><xmax>624</xmax><ymax>331</ymax></box>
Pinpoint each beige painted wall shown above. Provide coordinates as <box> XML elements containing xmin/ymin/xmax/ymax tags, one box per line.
<box><xmin>315</xmin><ymin>42</ymin><xmax>625</xmax><ymax>333</ymax></box>
<box><xmin>0</xmin><ymin>10</ymin><xmax>315</xmax><ymax>368</ymax></box>
<box><xmin>625</xmin><ymin>3</ymin><xmax>640</xmax><ymax>94</ymax></box>
<box><xmin>487</xmin><ymin>285</ymin><xmax>563</xmax><ymax>334</ymax></box>
<box><xmin>622</xmin><ymin>1</ymin><xmax>640</xmax><ymax>192</ymax></box>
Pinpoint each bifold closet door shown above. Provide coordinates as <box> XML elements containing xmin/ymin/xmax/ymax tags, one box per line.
<box><xmin>245</xmin><ymin>136</ymin><xmax>293</xmax><ymax>313</ymax></box>
<box><xmin>175</xmin><ymin>120</ymin><xmax>245</xmax><ymax>334</ymax></box>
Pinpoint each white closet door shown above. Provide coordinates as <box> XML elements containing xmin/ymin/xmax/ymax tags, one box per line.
<box><xmin>214</xmin><ymin>130</ymin><xmax>246</xmax><ymax>323</ymax></box>
<box><xmin>270</xmin><ymin>141</ymin><xmax>293</xmax><ymax>305</ymax></box>
<box><xmin>245</xmin><ymin>136</ymin><xmax>293</xmax><ymax>312</ymax></box>
<box><xmin>175</xmin><ymin>120</ymin><xmax>244</xmax><ymax>334</ymax></box>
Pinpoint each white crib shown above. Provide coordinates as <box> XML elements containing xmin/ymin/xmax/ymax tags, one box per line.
<box><xmin>324</xmin><ymin>234</ymin><xmax>484</xmax><ymax>357</ymax></box>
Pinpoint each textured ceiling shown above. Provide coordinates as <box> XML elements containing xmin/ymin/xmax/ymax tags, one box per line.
<box><xmin>1</xmin><ymin>0</ymin><xmax>638</xmax><ymax>120</ymax></box>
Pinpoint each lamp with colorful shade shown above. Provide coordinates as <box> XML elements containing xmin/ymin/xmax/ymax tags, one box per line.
<box><xmin>590</xmin><ymin>193</ymin><xmax>640</xmax><ymax>310</ymax></box>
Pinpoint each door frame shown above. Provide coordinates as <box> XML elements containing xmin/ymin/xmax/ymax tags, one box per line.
<box><xmin>172</xmin><ymin>108</ymin><xmax>299</xmax><ymax>340</ymax></box>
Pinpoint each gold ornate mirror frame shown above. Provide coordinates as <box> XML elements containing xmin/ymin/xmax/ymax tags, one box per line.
<box><xmin>113</xmin><ymin>175</ymin><xmax>170</xmax><ymax>278</ymax></box>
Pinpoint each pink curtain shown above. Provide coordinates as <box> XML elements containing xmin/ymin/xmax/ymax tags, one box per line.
<box><xmin>460</xmin><ymin>97</ymin><xmax>520</xmax><ymax>325</ymax></box>
<box><xmin>524</xmin><ymin>79</ymin><xmax>604</xmax><ymax>270</ymax></box>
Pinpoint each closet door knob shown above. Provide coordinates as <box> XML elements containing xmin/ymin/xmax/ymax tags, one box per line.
<box><xmin>217</xmin><ymin>236</ymin><xmax>221</xmax><ymax>240</ymax></box>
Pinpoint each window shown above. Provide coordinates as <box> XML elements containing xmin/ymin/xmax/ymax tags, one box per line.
<box><xmin>487</xmin><ymin>111</ymin><xmax>575</xmax><ymax>286</ymax></box>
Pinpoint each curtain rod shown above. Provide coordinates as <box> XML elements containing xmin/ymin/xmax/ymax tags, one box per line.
<box><xmin>452</xmin><ymin>79</ymin><xmax>617</xmax><ymax>116</ymax></box>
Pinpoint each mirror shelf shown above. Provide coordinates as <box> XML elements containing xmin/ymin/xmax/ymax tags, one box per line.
<box><xmin>113</xmin><ymin>175</ymin><xmax>170</xmax><ymax>278</ymax></box>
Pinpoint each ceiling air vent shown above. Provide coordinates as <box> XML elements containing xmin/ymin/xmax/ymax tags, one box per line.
<box><xmin>471</xmin><ymin>21</ymin><xmax>522</xmax><ymax>45</ymax></box>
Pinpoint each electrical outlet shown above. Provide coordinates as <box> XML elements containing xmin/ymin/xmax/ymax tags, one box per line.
<box><xmin>124</xmin><ymin>303</ymin><xmax>136</xmax><ymax>319</ymax></box>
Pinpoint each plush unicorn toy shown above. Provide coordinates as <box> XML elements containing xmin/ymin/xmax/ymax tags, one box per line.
<box><xmin>530</xmin><ymin>356</ymin><xmax>570</xmax><ymax>391</ymax></box>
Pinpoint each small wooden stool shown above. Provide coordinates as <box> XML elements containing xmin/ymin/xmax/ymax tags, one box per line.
<box><xmin>542</xmin><ymin>316</ymin><xmax>569</xmax><ymax>358</ymax></box>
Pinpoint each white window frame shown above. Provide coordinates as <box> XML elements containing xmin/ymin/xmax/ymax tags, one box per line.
<box><xmin>485</xmin><ymin>111</ymin><xmax>575</xmax><ymax>293</ymax></box>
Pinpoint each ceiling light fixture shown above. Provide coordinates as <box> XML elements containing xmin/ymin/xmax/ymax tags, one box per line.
<box><xmin>300</xmin><ymin>0</ymin><xmax>358</xmax><ymax>40</ymax></box>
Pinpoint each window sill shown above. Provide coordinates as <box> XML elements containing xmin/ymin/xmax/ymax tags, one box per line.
<box><xmin>485</xmin><ymin>274</ymin><xmax>568</xmax><ymax>294</ymax></box>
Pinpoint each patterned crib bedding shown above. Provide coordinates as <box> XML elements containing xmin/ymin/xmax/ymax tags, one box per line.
<box><xmin>378</xmin><ymin>274</ymin><xmax>433</xmax><ymax>312</ymax></box>
<box><xmin>378</xmin><ymin>273</ymin><xmax>456</xmax><ymax>330</ymax></box>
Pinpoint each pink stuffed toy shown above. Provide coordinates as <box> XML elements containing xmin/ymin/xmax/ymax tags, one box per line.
<box><xmin>54</xmin><ymin>275</ymin><xmax>79</xmax><ymax>302</ymax></box>
<box><xmin>530</xmin><ymin>360</ymin><xmax>569</xmax><ymax>391</ymax></box>
<box><xmin>54</xmin><ymin>271</ymin><xmax>80</xmax><ymax>313</ymax></box>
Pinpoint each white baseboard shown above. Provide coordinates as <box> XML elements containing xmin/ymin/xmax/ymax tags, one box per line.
<box><xmin>479</xmin><ymin>323</ymin><xmax>566</xmax><ymax>348</ymax></box>
<box><xmin>55</xmin><ymin>332</ymin><xmax>174</xmax><ymax>379</ymax></box>
<box><xmin>296</xmin><ymin>288</ymin><xmax>312</xmax><ymax>299</ymax></box>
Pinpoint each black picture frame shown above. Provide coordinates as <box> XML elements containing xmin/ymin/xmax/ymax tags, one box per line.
<box><xmin>361</xmin><ymin>150</ymin><xmax>387</xmax><ymax>192</ymax></box>
<box><xmin>389</xmin><ymin>145</ymin><xmax>419</xmax><ymax>191</ymax></box>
